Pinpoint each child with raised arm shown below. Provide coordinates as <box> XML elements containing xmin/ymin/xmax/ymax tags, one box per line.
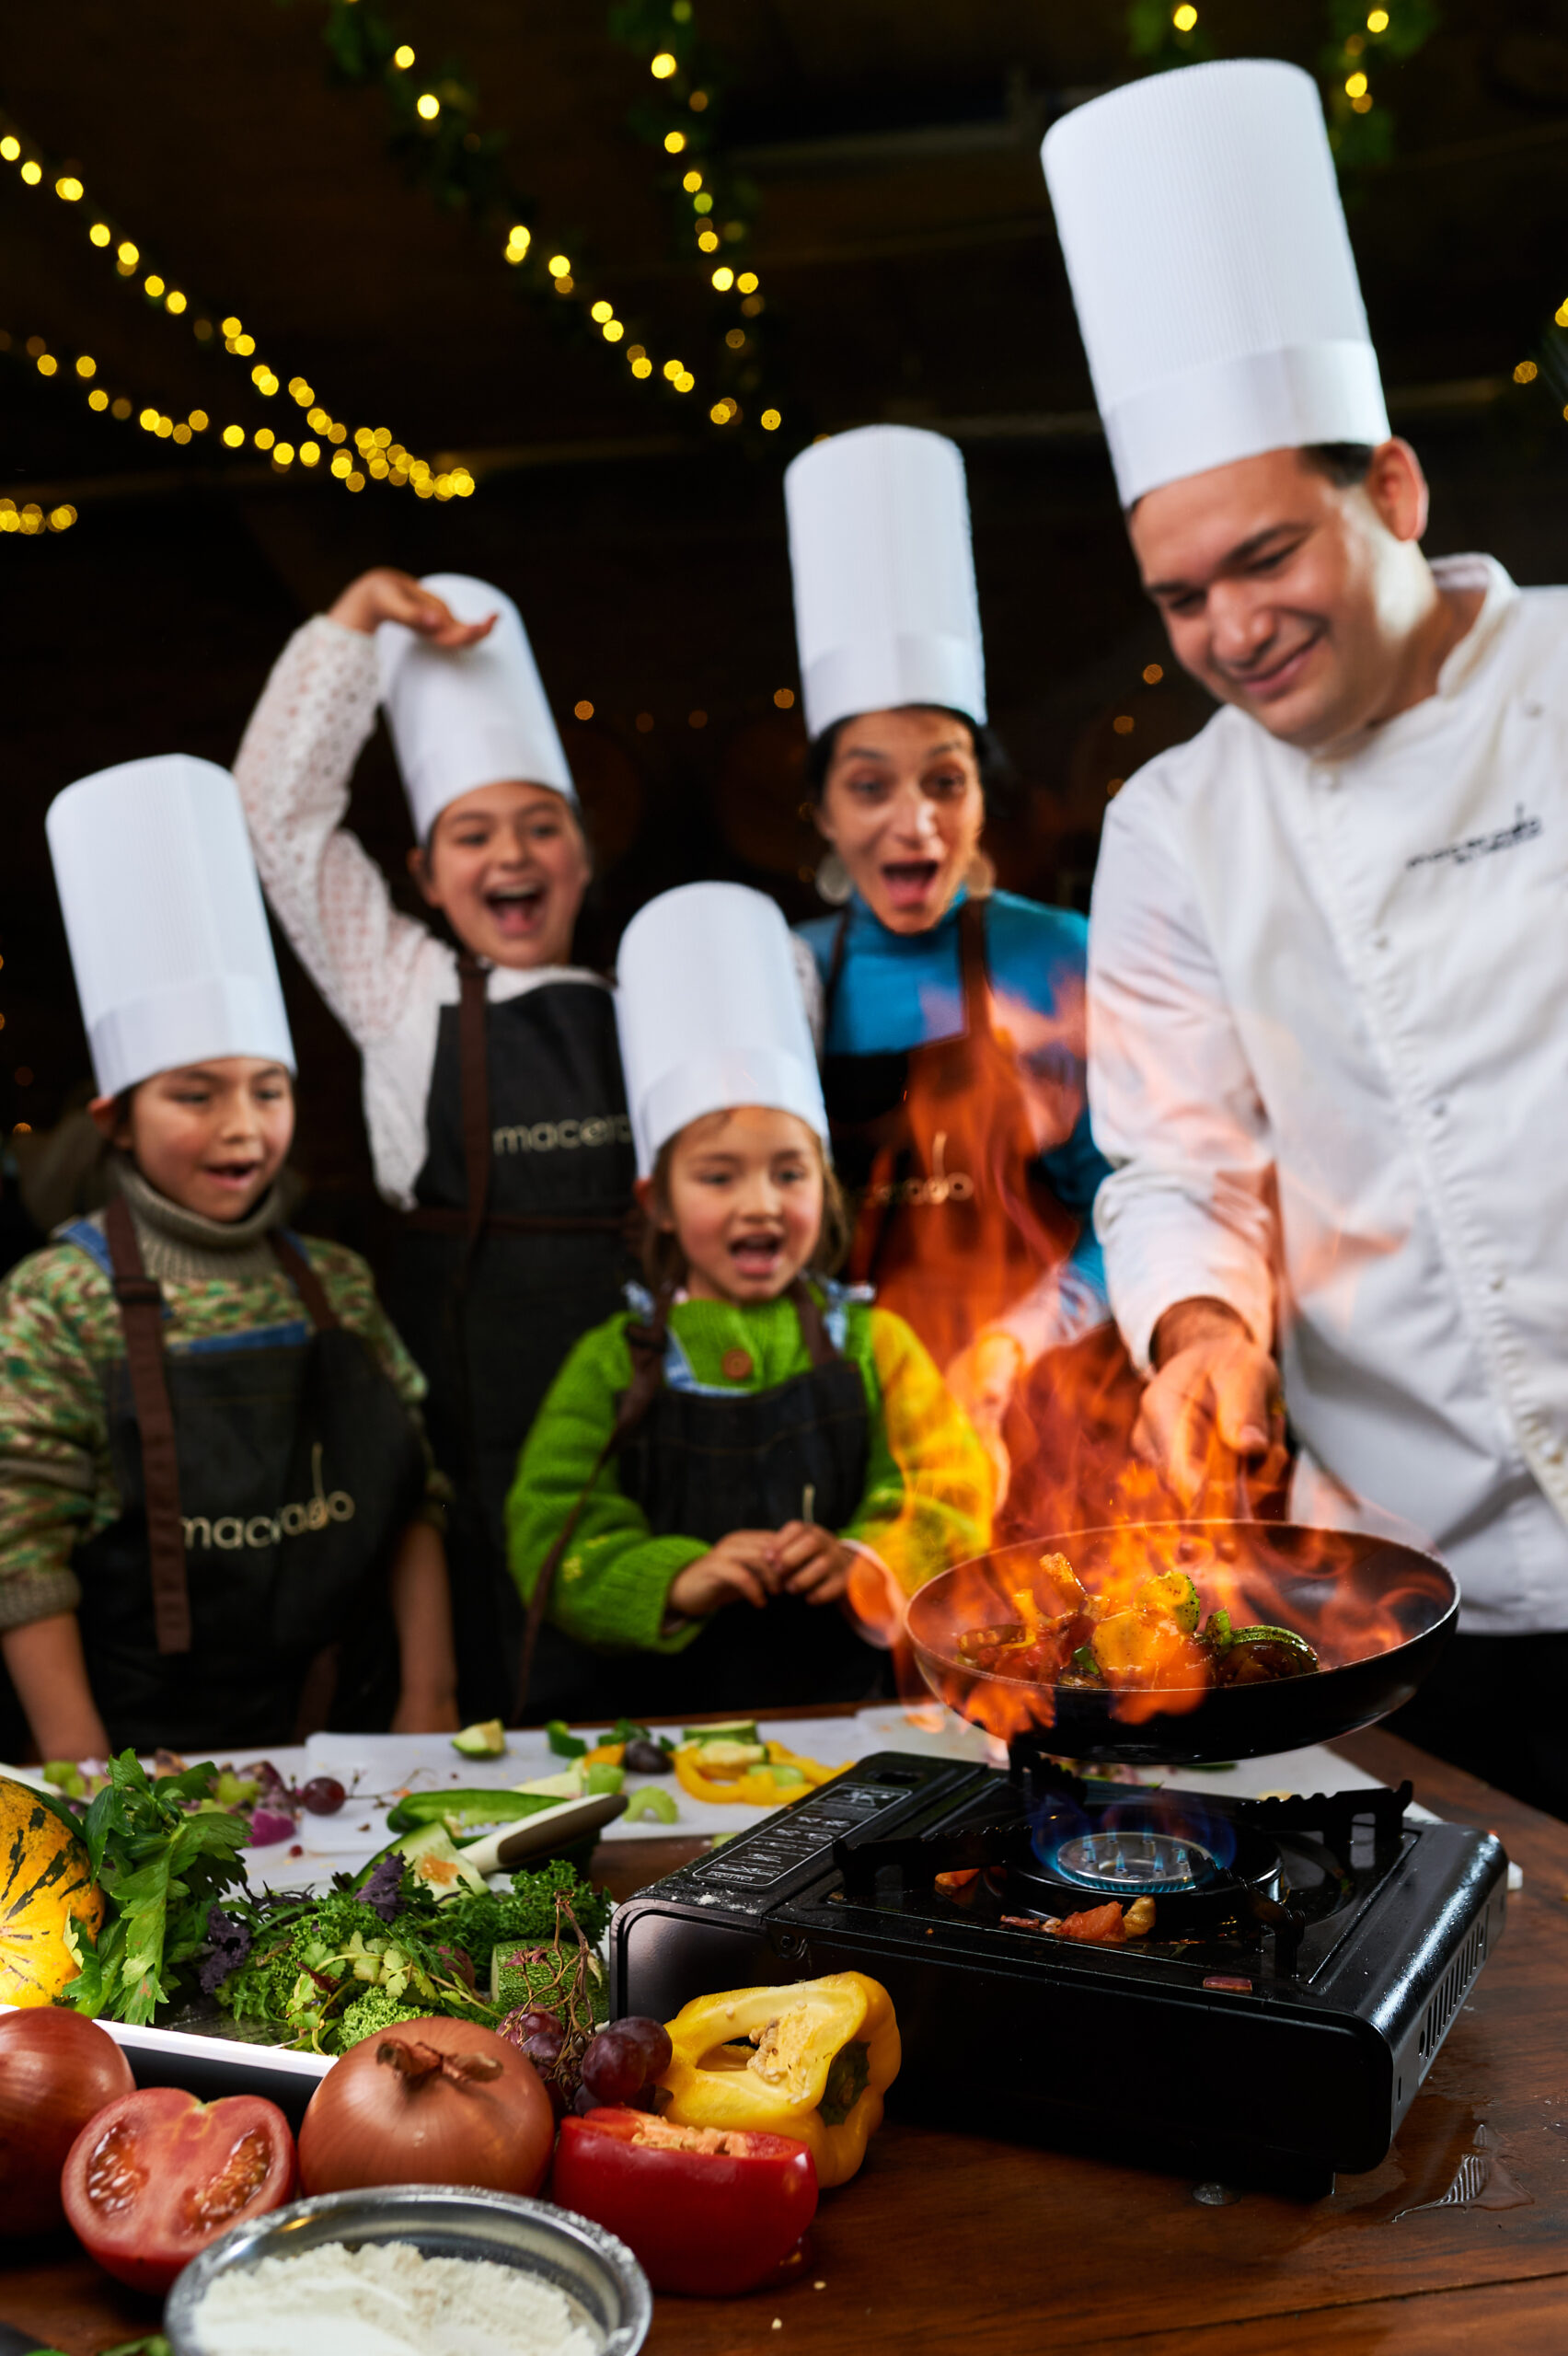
<box><xmin>506</xmin><ymin>883</ymin><xmax>991</xmax><ymax>1715</ymax></box>
<box><xmin>234</xmin><ymin>569</ymin><xmax>634</xmax><ymax>1722</ymax></box>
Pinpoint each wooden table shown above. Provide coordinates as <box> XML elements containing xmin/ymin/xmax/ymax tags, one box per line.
<box><xmin>6</xmin><ymin>1729</ymin><xmax>1567</xmax><ymax>2355</ymax></box>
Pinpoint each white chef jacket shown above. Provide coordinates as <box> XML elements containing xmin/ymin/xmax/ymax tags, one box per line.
<box><xmin>1089</xmin><ymin>556</ymin><xmax>1568</xmax><ymax>1634</ymax></box>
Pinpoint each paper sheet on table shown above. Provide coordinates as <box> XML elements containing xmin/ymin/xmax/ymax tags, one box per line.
<box><xmin>0</xmin><ymin>1714</ymin><xmax>1447</xmax><ymax>1899</ymax></box>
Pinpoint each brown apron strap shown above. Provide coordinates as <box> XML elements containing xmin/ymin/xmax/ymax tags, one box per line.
<box><xmin>267</xmin><ymin>1230</ymin><xmax>338</xmax><ymax>1329</ymax></box>
<box><xmin>104</xmin><ymin>1195</ymin><xmax>192</xmax><ymax>1657</ymax></box>
<box><xmin>790</xmin><ymin>1276</ymin><xmax>840</xmax><ymax>1368</ymax></box>
<box><xmin>457</xmin><ymin>951</ymin><xmax>491</xmax><ymax>1250</ymax></box>
<box><xmin>512</xmin><ymin>1282</ymin><xmax>677</xmax><ymax>1725</ymax></box>
<box><xmin>957</xmin><ymin>894</ymin><xmax>993</xmax><ymax>1041</ymax></box>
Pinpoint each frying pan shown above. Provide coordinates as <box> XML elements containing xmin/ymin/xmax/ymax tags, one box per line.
<box><xmin>906</xmin><ymin>1521</ymin><xmax>1458</xmax><ymax>1766</ymax></box>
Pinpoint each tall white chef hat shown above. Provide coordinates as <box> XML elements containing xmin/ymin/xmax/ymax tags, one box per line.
<box><xmin>47</xmin><ymin>755</ymin><xmax>295</xmax><ymax>1101</ymax></box>
<box><xmin>616</xmin><ymin>883</ymin><xmax>828</xmax><ymax>1179</ymax></box>
<box><xmin>784</xmin><ymin>424</ymin><xmax>986</xmax><ymax>743</ymax></box>
<box><xmin>1042</xmin><ymin>59</ymin><xmax>1389</xmax><ymax>508</ymax></box>
<box><xmin>376</xmin><ymin>572</ymin><xmax>575</xmax><ymax>841</ymax></box>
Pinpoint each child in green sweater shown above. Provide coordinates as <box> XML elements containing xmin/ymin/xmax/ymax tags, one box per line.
<box><xmin>505</xmin><ymin>882</ymin><xmax>991</xmax><ymax>1716</ymax></box>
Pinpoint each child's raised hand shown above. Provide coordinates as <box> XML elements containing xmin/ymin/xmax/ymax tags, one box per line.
<box><xmin>328</xmin><ymin>567</ymin><xmax>498</xmax><ymax>647</ymax></box>
<box><xmin>668</xmin><ymin>1530</ymin><xmax>783</xmax><ymax>1618</ymax></box>
<box><xmin>773</xmin><ymin>1519</ymin><xmax>856</xmax><ymax>1604</ymax></box>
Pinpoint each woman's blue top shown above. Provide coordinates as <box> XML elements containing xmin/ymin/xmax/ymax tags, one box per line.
<box><xmin>796</xmin><ymin>887</ymin><xmax>1111</xmax><ymax>1355</ymax></box>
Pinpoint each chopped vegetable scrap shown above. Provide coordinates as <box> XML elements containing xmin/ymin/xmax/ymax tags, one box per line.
<box><xmin>958</xmin><ymin>1552</ymin><xmax>1320</xmax><ymax>1692</ymax></box>
<box><xmin>656</xmin><ymin>1972</ymin><xmax>899</xmax><ymax>2189</ymax></box>
<box><xmin>674</xmin><ymin>1727</ymin><xmax>847</xmax><ymax>1809</ymax></box>
<box><xmin>1000</xmin><ymin>1898</ymin><xmax>1158</xmax><ymax>1944</ymax></box>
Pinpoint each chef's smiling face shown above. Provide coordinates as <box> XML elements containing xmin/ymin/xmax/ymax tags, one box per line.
<box><xmin>1129</xmin><ymin>442</ymin><xmax>1437</xmax><ymax>751</ymax></box>
<box><xmin>641</xmin><ymin>1106</ymin><xmax>824</xmax><ymax>1306</ymax></box>
<box><xmin>815</xmin><ymin>708</ymin><xmax>985</xmax><ymax>934</ymax></box>
<box><xmin>410</xmin><ymin>779</ymin><xmax>591</xmax><ymax>969</ymax></box>
<box><xmin>95</xmin><ymin>1058</ymin><xmax>294</xmax><ymax>1222</ymax></box>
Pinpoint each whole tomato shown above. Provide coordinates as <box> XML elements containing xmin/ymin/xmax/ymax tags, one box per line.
<box><xmin>61</xmin><ymin>2086</ymin><xmax>296</xmax><ymax>2293</ymax></box>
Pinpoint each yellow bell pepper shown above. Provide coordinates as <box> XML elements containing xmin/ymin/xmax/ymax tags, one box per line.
<box><xmin>655</xmin><ymin>1971</ymin><xmax>900</xmax><ymax>2189</ymax></box>
<box><xmin>673</xmin><ymin>1739</ymin><xmax>847</xmax><ymax>1810</ymax></box>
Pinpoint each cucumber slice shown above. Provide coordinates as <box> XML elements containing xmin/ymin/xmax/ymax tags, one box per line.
<box><xmin>688</xmin><ymin>1739</ymin><xmax>767</xmax><ymax>1772</ymax></box>
<box><xmin>517</xmin><ymin>1766</ymin><xmax>587</xmax><ymax>1799</ymax></box>
<box><xmin>684</xmin><ymin>1719</ymin><xmax>760</xmax><ymax>1746</ymax></box>
<box><xmin>393</xmin><ymin>1820</ymin><xmax>488</xmax><ymax>1899</ymax></box>
<box><xmin>452</xmin><ymin>1719</ymin><xmax>507</xmax><ymax>1758</ymax></box>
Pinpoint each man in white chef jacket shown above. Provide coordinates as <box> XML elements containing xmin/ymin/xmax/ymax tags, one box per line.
<box><xmin>1043</xmin><ymin>59</ymin><xmax>1568</xmax><ymax>1813</ymax></box>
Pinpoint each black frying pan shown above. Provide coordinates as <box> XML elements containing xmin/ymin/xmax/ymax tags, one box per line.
<box><xmin>905</xmin><ymin>1521</ymin><xmax>1458</xmax><ymax>1766</ymax></box>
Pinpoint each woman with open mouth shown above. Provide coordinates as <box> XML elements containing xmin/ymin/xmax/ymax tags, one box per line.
<box><xmin>234</xmin><ymin>570</ymin><xmax>634</xmax><ymax>1726</ymax></box>
<box><xmin>787</xmin><ymin>428</ymin><xmax>1121</xmax><ymax>1519</ymax></box>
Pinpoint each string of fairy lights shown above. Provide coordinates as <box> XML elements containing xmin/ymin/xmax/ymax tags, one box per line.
<box><xmin>0</xmin><ymin>110</ymin><xmax>476</xmax><ymax>530</ymax></box>
<box><xmin>617</xmin><ymin>0</ymin><xmax>787</xmax><ymax>435</ymax></box>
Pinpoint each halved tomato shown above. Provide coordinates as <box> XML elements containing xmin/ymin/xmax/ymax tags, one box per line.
<box><xmin>61</xmin><ymin>2086</ymin><xmax>296</xmax><ymax>2292</ymax></box>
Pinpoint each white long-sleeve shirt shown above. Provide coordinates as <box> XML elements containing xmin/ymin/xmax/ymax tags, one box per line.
<box><xmin>233</xmin><ymin>616</ymin><xmax>613</xmax><ymax>1207</ymax></box>
<box><xmin>1089</xmin><ymin>555</ymin><xmax>1568</xmax><ymax>1634</ymax></box>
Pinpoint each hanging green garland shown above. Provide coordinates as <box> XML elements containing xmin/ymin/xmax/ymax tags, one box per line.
<box><xmin>1124</xmin><ymin>0</ymin><xmax>1440</xmax><ymax>170</ymax></box>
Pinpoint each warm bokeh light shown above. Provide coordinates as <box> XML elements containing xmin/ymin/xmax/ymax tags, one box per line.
<box><xmin>55</xmin><ymin>174</ymin><xmax>83</xmax><ymax>201</ymax></box>
<box><xmin>774</xmin><ymin>687</ymin><xmax>795</xmax><ymax>709</ymax></box>
<box><xmin>651</xmin><ymin>51</ymin><xmax>676</xmax><ymax>78</ymax></box>
<box><xmin>416</xmin><ymin>92</ymin><xmax>440</xmax><ymax>120</ymax></box>
<box><xmin>711</xmin><ymin>265</ymin><xmax>734</xmax><ymax>290</ymax></box>
<box><xmin>574</xmin><ymin>699</ymin><xmax>594</xmax><ymax>721</ymax></box>
<box><xmin>75</xmin><ymin>354</ymin><xmax>95</xmax><ymax>377</ymax></box>
<box><xmin>664</xmin><ymin>131</ymin><xmax>686</xmax><ymax>153</ymax></box>
<box><xmin>761</xmin><ymin>408</ymin><xmax>781</xmax><ymax>431</ymax></box>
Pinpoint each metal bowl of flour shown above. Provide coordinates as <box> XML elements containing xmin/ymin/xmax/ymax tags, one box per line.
<box><xmin>165</xmin><ymin>2183</ymin><xmax>651</xmax><ymax>2355</ymax></box>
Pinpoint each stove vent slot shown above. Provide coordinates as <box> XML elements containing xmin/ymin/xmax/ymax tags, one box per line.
<box><xmin>1417</xmin><ymin>1916</ymin><xmax>1489</xmax><ymax>2073</ymax></box>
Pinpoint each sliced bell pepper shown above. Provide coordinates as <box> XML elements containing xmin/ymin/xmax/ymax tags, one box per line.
<box><xmin>550</xmin><ymin>2108</ymin><xmax>818</xmax><ymax>2295</ymax></box>
<box><xmin>673</xmin><ymin>1739</ymin><xmax>848</xmax><ymax>1810</ymax></box>
<box><xmin>655</xmin><ymin>1971</ymin><xmax>899</xmax><ymax>2189</ymax></box>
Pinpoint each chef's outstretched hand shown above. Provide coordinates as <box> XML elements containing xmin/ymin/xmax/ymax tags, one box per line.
<box><xmin>328</xmin><ymin>567</ymin><xmax>497</xmax><ymax>647</ymax></box>
<box><xmin>1136</xmin><ymin>1298</ymin><xmax>1287</xmax><ymax>1513</ymax></box>
<box><xmin>668</xmin><ymin>1530</ymin><xmax>784</xmax><ymax>1618</ymax></box>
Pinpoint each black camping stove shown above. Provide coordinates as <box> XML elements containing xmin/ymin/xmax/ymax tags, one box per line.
<box><xmin>610</xmin><ymin>1742</ymin><xmax>1507</xmax><ymax>2195</ymax></box>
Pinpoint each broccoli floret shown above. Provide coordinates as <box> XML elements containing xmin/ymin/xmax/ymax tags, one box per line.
<box><xmin>337</xmin><ymin>1985</ymin><xmax>430</xmax><ymax>2050</ymax></box>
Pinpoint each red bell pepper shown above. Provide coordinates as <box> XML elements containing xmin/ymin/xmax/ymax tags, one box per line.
<box><xmin>549</xmin><ymin>2108</ymin><xmax>819</xmax><ymax>2296</ymax></box>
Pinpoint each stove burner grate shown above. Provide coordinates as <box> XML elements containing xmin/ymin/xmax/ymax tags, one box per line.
<box><xmin>1050</xmin><ymin>1829</ymin><xmax>1217</xmax><ymax>1897</ymax></box>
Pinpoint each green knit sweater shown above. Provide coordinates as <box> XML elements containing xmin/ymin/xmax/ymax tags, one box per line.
<box><xmin>504</xmin><ymin>1289</ymin><xmax>992</xmax><ymax>1654</ymax></box>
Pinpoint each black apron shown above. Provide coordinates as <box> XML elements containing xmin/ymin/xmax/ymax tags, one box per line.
<box><xmin>73</xmin><ymin>1201</ymin><xmax>426</xmax><ymax>1756</ymax></box>
<box><xmin>519</xmin><ymin>1283</ymin><xmax>890</xmax><ymax>1721</ymax></box>
<box><xmin>389</xmin><ymin>960</ymin><xmax>635</xmax><ymax>1722</ymax></box>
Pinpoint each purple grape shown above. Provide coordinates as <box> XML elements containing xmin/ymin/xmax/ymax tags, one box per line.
<box><xmin>580</xmin><ymin>2027</ymin><xmax>649</xmax><ymax>2108</ymax></box>
<box><xmin>300</xmin><ymin>1776</ymin><xmax>346</xmax><ymax>1817</ymax></box>
<box><xmin>248</xmin><ymin>1807</ymin><xmax>295</xmax><ymax>1846</ymax></box>
<box><xmin>615</xmin><ymin>2016</ymin><xmax>673</xmax><ymax>2079</ymax></box>
<box><xmin>501</xmin><ymin>2004</ymin><xmax>565</xmax><ymax>2070</ymax></box>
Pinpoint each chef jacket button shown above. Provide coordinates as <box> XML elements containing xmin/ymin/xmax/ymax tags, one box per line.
<box><xmin>1430</xmin><ymin>1100</ymin><xmax>1447</xmax><ymax>1119</ymax></box>
<box><xmin>1372</xmin><ymin>933</ymin><xmax>1389</xmax><ymax>951</ymax></box>
<box><xmin>721</xmin><ymin>1347</ymin><xmax>754</xmax><ymax>1380</ymax></box>
<box><xmin>1523</xmin><ymin>702</ymin><xmax>1543</xmax><ymax>719</ymax></box>
<box><xmin>1489</xmin><ymin>1271</ymin><xmax>1505</xmax><ymax>1290</ymax></box>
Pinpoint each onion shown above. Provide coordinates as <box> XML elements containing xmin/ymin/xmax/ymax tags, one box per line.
<box><xmin>297</xmin><ymin>2016</ymin><xmax>555</xmax><ymax>2199</ymax></box>
<box><xmin>0</xmin><ymin>2008</ymin><xmax>135</xmax><ymax>2235</ymax></box>
<box><xmin>248</xmin><ymin>1807</ymin><xmax>296</xmax><ymax>1847</ymax></box>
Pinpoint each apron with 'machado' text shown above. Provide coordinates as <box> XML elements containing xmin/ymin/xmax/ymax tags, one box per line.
<box><xmin>68</xmin><ymin>1203</ymin><xmax>426</xmax><ymax>1755</ymax></box>
<box><xmin>390</xmin><ymin>961</ymin><xmax>636</xmax><ymax>1721</ymax></box>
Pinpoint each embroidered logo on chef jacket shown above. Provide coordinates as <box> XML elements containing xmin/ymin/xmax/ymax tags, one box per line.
<box><xmin>1406</xmin><ymin>805</ymin><xmax>1542</xmax><ymax>872</ymax></box>
<box><xmin>181</xmin><ymin>1444</ymin><xmax>354</xmax><ymax>1552</ymax></box>
<box><xmin>492</xmin><ymin>1113</ymin><xmax>634</xmax><ymax>1155</ymax></box>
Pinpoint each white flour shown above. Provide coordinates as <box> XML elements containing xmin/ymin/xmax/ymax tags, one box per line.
<box><xmin>191</xmin><ymin>2237</ymin><xmax>602</xmax><ymax>2356</ymax></box>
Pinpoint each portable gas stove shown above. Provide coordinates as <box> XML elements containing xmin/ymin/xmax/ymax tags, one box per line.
<box><xmin>611</xmin><ymin>1739</ymin><xmax>1506</xmax><ymax>2194</ymax></box>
